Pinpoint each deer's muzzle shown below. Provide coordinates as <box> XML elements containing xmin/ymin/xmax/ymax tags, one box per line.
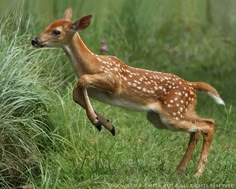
<box><xmin>31</xmin><ymin>37</ymin><xmax>44</xmax><ymax>48</ymax></box>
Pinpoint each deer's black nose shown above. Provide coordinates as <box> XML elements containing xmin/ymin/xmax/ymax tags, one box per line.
<box><xmin>31</xmin><ymin>37</ymin><xmax>38</xmax><ymax>47</ymax></box>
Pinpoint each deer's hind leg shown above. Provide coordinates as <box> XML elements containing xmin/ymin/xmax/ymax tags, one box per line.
<box><xmin>146</xmin><ymin>109</ymin><xmax>202</xmax><ymax>174</ymax></box>
<box><xmin>176</xmin><ymin>131</ymin><xmax>201</xmax><ymax>174</ymax></box>
<box><xmin>194</xmin><ymin>118</ymin><xmax>215</xmax><ymax>176</ymax></box>
<box><xmin>148</xmin><ymin>101</ymin><xmax>215</xmax><ymax>176</ymax></box>
<box><xmin>163</xmin><ymin>114</ymin><xmax>214</xmax><ymax>176</ymax></box>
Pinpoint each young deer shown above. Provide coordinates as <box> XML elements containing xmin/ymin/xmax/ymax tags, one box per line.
<box><xmin>32</xmin><ymin>8</ymin><xmax>224</xmax><ymax>176</ymax></box>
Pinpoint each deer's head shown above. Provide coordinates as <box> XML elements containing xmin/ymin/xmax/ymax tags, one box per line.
<box><xmin>31</xmin><ymin>8</ymin><xmax>92</xmax><ymax>48</ymax></box>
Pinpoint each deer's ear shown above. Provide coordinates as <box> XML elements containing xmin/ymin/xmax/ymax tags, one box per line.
<box><xmin>63</xmin><ymin>8</ymin><xmax>73</xmax><ymax>20</ymax></box>
<box><xmin>71</xmin><ymin>15</ymin><xmax>92</xmax><ymax>31</ymax></box>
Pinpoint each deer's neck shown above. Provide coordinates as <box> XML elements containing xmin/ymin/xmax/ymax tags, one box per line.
<box><xmin>63</xmin><ymin>33</ymin><xmax>95</xmax><ymax>78</ymax></box>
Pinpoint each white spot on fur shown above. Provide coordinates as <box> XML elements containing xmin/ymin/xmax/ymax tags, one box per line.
<box><xmin>132</xmin><ymin>83</ymin><xmax>137</xmax><ymax>87</ymax></box>
<box><xmin>114</xmin><ymin>67</ymin><xmax>119</xmax><ymax>71</ymax></box>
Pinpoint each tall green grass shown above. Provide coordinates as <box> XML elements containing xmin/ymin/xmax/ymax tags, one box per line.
<box><xmin>0</xmin><ymin>11</ymin><xmax>69</xmax><ymax>188</ymax></box>
<box><xmin>0</xmin><ymin>0</ymin><xmax>236</xmax><ymax>188</ymax></box>
<box><xmin>0</xmin><ymin>13</ymin><xmax>47</xmax><ymax>188</ymax></box>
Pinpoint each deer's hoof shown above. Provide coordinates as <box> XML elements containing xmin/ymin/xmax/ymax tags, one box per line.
<box><xmin>176</xmin><ymin>168</ymin><xmax>185</xmax><ymax>176</ymax></box>
<box><xmin>110</xmin><ymin>126</ymin><xmax>115</xmax><ymax>136</ymax></box>
<box><xmin>95</xmin><ymin>123</ymin><xmax>102</xmax><ymax>132</ymax></box>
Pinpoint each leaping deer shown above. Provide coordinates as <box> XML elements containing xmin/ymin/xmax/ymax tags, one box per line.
<box><xmin>32</xmin><ymin>8</ymin><xmax>224</xmax><ymax>176</ymax></box>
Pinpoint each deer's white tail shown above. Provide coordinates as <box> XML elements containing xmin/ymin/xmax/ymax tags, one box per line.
<box><xmin>191</xmin><ymin>82</ymin><xmax>225</xmax><ymax>105</ymax></box>
<box><xmin>207</xmin><ymin>92</ymin><xmax>225</xmax><ymax>105</ymax></box>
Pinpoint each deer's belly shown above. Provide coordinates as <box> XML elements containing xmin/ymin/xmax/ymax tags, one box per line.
<box><xmin>88</xmin><ymin>88</ymin><xmax>151</xmax><ymax>112</ymax></box>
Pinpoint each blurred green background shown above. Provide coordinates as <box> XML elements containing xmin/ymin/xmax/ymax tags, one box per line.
<box><xmin>0</xmin><ymin>0</ymin><xmax>235</xmax><ymax>188</ymax></box>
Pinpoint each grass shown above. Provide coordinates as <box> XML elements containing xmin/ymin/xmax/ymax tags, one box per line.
<box><xmin>0</xmin><ymin>0</ymin><xmax>236</xmax><ymax>188</ymax></box>
<box><xmin>0</xmin><ymin>13</ymin><xmax>49</xmax><ymax>188</ymax></box>
<box><xmin>33</xmin><ymin>93</ymin><xmax>235</xmax><ymax>188</ymax></box>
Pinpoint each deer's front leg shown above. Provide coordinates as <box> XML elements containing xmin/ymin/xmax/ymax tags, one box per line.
<box><xmin>73</xmin><ymin>86</ymin><xmax>102</xmax><ymax>132</ymax></box>
<box><xmin>77</xmin><ymin>74</ymin><xmax>116</xmax><ymax>136</ymax></box>
<box><xmin>73</xmin><ymin>86</ymin><xmax>115</xmax><ymax>134</ymax></box>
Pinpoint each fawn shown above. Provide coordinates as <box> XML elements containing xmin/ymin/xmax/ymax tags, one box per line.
<box><xmin>32</xmin><ymin>8</ymin><xmax>224</xmax><ymax>176</ymax></box>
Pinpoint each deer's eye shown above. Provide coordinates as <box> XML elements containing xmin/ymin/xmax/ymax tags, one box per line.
<box><xmin>52</xmin><ymin>29</ymin><xmax>61</xmax><ymax>36</ymax></box>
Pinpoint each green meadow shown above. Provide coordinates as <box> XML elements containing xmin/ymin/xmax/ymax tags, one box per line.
<box><xmin>0</xmin><ymin>0</ymin><xmax>235</xmax><ymax>188</ymax></box>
